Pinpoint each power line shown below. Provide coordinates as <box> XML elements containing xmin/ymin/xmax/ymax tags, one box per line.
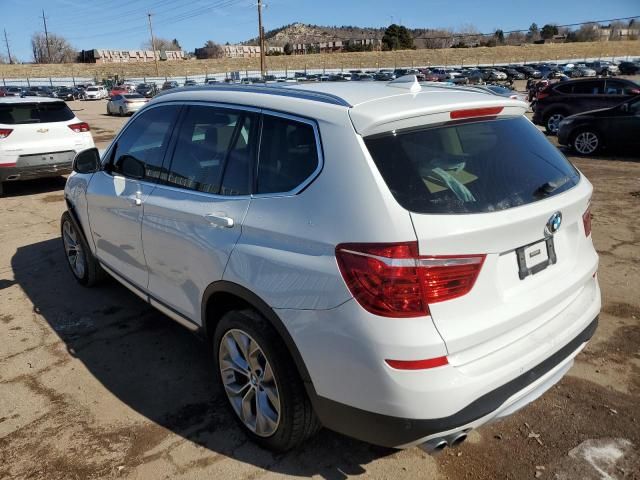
<box><xmin>412</xmin><ymin>16</ymin><xmax>640</xmax><ymax>40</ymax></box>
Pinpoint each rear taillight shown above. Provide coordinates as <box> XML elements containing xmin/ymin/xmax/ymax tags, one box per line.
<box><xmin>583</xmin><ymin>204</ymin><xmax>592</xmax><ymax>237</ymax></box>
<box><xmin>68</xmin><ymin>122</ymin><xmax>90</xmax><ymax>133</ymax></box>
<box><xmin>0</xmin><ymin>128</ymin><xmax>13</xmax><ymax>139</ymax></box>
<box><xmin>335</xmin><ymin>242</ymin><xmax>485</xmax><ymax>318</ymax></box>
<box><xmin>537</xmin><ymin>88</ymin><xmax>551</xmax><ymax>100</ymax></box>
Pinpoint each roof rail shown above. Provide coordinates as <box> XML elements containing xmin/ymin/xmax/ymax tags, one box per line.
<box><xmin>154</xmin><ymin>84</ymin><xmax>352</xmax><ymax>107</ymax></box>
<box><xmin>387</xmin><ymin>75</ymin><xmax>422</xmax><ymax>93</ymax></box>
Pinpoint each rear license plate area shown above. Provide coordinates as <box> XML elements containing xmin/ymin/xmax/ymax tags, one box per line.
<box><xmin>516</xmin><ymin>237</ymin><xmax>557</xmax><ymax>280</ymax></box>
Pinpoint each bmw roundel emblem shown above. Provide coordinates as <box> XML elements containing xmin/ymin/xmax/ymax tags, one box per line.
<box><xmin>545</xmin><ymin>212</ymin><xmax>562</xmax><ymax>236</ymax></box>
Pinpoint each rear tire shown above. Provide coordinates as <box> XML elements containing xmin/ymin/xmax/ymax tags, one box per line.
<box><xmin>572</xmin><ymin>129</ymin><xmax>601</xmax><ymax>155</ymax></box>
<box><xmin>545</xmin><ymin>111</ymin><xmax>566</xmax><ymax>135</ymax></box>
<box><xmin>213</xmin><ymin>309</ymin><xmax>320</xmax><ymax>452</ymax></box>
<box><xmin>119</xmin><ymin>107</ymin><xmax>124</xmax><ymax>117</ymax></box>
<box><xmin>61</xmin><ymin>211</ymin><xmax>105</xmax><ymax>287</ymax></box>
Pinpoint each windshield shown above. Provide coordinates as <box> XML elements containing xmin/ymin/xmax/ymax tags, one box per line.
<box><xmin>364</xmin><ymin>116</ymin><xmax>580</xmax><ymax>214</ymax></box>
<box><xmin>0</xmin><ymin>102</ymin><xmax>75</xmax><ymax>124</ymax></box>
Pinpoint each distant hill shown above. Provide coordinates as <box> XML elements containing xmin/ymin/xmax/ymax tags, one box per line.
<box><xmin>243</xmin><ymin>22</ymin><xmax>385</xmax><ymax>46</ymax></box>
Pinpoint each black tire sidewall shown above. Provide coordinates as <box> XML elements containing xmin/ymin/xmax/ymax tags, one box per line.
<box><xmin>61</xmin><ymin>212</ymin><xmax>91</xmax><ymax>285</ymax></box>
<box><xmin>213</xmin><ymin>310</ymin><xmax>302</xmax><ymax>451</ymax></box>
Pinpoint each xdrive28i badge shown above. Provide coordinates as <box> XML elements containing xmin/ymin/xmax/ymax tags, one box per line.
<box><xmin>545</xmin><ymin>212</ymin><xmax>562</xmax><ymax>236</ymax></box>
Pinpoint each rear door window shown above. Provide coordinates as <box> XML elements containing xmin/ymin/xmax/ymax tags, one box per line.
<box><xmin>0</xmin><ymin>102</ymin><xmax>74</xmax><ymax>124</ymax></box>
<box><xmin>256</xmin><ymin>115</ymin><xmax>319</xmax><ymax>194</ymax></box>
<box><xmin>165</xmin><ymin>105</ymin><xmax>258</xmax><ymax>195</ymax></box>
<box><xmin>571</xmin><ymin>81</ymin><xmax>604</xmax><ymax>95</ymax></box>
<box><xmin>604</xmin><ymin>80</ymin><xmax>637</xmax><ymax>95</ymax></box>
<box><xmin>364</xmin><ymin>116</ymin><xmax>580</xmax><ymax>214</ymax></box>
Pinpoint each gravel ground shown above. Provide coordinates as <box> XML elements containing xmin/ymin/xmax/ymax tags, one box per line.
<box><xmin>0</xmin><ymin>91</ymin><xmax>638</xmax><ymax>480</ymax></box>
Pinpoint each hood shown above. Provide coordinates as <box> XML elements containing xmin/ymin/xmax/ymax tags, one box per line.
<box><xmin>567</xmin><ymin>106</ymin><xmax>617</xmax><ymax>119</ymax></box>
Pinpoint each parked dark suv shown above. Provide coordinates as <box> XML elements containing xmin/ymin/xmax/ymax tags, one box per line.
<box><xmin>533</xmin><ymin>78</ymin><xmax>640</xmax><ymax>134</ymax></box>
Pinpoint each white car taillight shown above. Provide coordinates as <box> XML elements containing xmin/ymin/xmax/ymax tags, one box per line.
<box><xmin>0</xmin><ymin>128</ymin><xmax>13</xmax><ymax>139</ymax></box>
<box><xmin>68</xmin><ymin>122</ymin><xmax>90</xmax><ymax>133</ymax></box>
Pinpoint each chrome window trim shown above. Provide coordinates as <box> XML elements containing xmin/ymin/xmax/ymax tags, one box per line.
<box><xmin>102</xmin><ymin>101</ymin><xmax>324</xmax><ymax>200</ymax></box>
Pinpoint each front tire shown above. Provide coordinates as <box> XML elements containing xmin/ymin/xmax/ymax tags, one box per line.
<box><xmin>214</xmin><ymin>309</ymin><xmax>320</xmax><ymax>452</ymax></box>
<box><xmin>61</xmin><ymin>211</ymin><xmax>105</xmax><ymax>286</ymax></box>
<box><xmin>572</xmin><ymin>129</ymin><xmax>601</xmax><ymax>155</ymax></box>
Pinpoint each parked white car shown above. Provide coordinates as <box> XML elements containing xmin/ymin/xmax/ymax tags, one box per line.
<box><xmin>106</xmin><ymin>93</ymin><xmax>148</xmax><ymax>116</ymax></box>
<box><xmin>84</xmin><ymin>85</ymin><xmax>108</xmax><ymax>100</ymax></box>
<box><xmin>0</xmin><ymin>97</ymin><xmax>94</xmax><ymax>195</ymax></box>
<box><xmin>62</xmin><ymin>77</ymin><xmax>600</xmax><ymax>452</ymax></box>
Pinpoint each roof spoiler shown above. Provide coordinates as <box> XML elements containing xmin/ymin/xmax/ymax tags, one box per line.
<box><xmin>387</xmin><ymin>75</ymin><xmax>422</xmax><ymax>93</ymax></box>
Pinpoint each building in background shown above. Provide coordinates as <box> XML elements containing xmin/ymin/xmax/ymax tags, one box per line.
<box><xmin>77</xmin><ymin>49</ymin><xmax>185</xmax><ymax>63</ymax></box>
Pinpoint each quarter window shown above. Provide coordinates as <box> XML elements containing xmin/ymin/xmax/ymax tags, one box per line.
<box><xmin>110</xmin><ymin>105</ymin><xmax>180</xmax><ymax>180</ymax></box>
<box><xmin>256</xmin><ymin>115</ymin><xmax>319</xmax><ymax>194</ymax></box>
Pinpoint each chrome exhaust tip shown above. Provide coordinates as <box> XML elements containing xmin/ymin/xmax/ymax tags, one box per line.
<box><xmin>445</xmin><ymin>431</ymin><xmax>468</xmax><ymax>448</ymax></box>
<box><xmin>419</xmin><ymin>438</ymin><xmax>448</xmax><ymax>454</ymax></box>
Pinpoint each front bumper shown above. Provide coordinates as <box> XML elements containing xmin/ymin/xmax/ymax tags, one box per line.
<box><xmin>312</xmin><ymin>317</ymin><xmax>597</xmax><ymax>448</ymax></box>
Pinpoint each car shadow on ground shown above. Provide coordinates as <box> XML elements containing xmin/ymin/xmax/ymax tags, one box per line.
<box><xmin>1</xmin><ymin>176</ymin><xmax>67</xmax><ymax>197</ymax></box>
<box><xmin>11</xmin><ymin>237</ymin><xmax>394</xmax><ymax>479</ymax></box>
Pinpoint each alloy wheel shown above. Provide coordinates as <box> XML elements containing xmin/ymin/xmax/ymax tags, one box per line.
<box><xmin>574</xmin><ymin>131</ymin><xmax>599</xmax><ymax>155</ymax></box>
<box><xmin>218</xmin><ymin>329</ymin><xmax>281</xmax><ymax>437</ymax></box>
<box><xmin>62</xmin><ymin>220</ymin><xmax>86</xmax><ymax>279</ymax></box>
<box><xmin>547</xmin><ymin>113</ymin><xmax>565</xmax><ymax>133</ymax></box>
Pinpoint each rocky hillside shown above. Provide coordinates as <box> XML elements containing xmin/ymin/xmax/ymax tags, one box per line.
<box><xmin>244</xmin><ymin>22</ymin><xmax>385</xmax><ymax>46</ymax></box>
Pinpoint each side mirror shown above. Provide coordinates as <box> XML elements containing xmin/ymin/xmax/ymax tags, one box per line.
<box><xmin>117</xmin><ymin>155</ymin><xmax>145</xmax><ymax>180</ymax></box>
<box><xmin>73</xmin><ymin>148</ymin><xmax>101</xmax><ymax>174</ymax></box>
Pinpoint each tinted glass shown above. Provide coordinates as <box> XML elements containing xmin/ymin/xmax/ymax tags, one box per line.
<box><xmin>123</xmin><ymin>94</ymin><xmax>144</xmax><ymax>99</ymax></box>
<box><xmin>571</xmin><ymin>81</ymin><xmax>603</xmax><ymax>95</ymax></box>
<box><xmin>605</xmin><ymin>80</ymin><xmax>638</xmax><ymax>95</ymax></box>
<box><xmin>220</xmin><ymin>114</ymin><xmax>258</xmax><ymax>196</ymax></box>
<box><xmin>111</xmin><ymin>105</ymin><xmax>179</xmax><ymax>180</ymax></box>
<box><xmin>257</xmin><ymin>115</ymin><xmax>319</xmax><ymax>194</ymax></box>
<box><xmin>364</xmin><ymin>116</ymin><xmax>580</xmax><ymax>214</ymax></box>
<box><xmin>554</xmin><ymin>84</ymin><xmax>572</xmax><ymax>94</ymax></box>
<box><xmin>166</xmin><ymin>106</ymin><xmax>254</xmax><ymax>194</ymax></box>
<box><xmin>0</xmin><ymin>102</ymin><xmax>74</xmax><ymax>124</ymax></box>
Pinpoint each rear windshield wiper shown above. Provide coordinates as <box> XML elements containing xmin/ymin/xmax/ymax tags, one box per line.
<box><xmin>533</xmin><ymin>176</ymin><xmax>571</xmax><ymax>198</ymax></box>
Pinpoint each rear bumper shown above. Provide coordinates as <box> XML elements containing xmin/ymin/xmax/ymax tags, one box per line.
<box><xmin>311</xmin><ymin>317</ymin><xmax>597</xmax><ymax>448</ymax></box>
<box><xmin>0</xmin><ymin>162</ymin><xmax>73</xmax><ymax>182</ymax></box>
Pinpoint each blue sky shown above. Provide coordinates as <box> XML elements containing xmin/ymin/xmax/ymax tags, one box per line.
<box><xmin>1</xmin><ymin>0</ymin><xmax>638</xmax><ymax>61</ymax></box>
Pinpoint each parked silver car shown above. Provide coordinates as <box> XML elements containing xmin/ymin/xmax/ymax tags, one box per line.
<box><xmin>106</xmin><ymin>93</ymin><xmax>148</xmax><ymax>116</ymax></box>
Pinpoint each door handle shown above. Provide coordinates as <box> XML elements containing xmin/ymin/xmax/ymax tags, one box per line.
<box><xmin>129</xmin><ymin>190</ymin><xmax>142</xmax><ymax>206</ymax></box>
<box><xmin>204</xmin><ymin>213</ymin><xmax>234</xmax><ymax>228</ymax></box>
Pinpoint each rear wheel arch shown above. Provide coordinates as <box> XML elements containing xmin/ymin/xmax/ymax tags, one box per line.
<box><xmin>201</xmin><ymin>281</ymin><xmax>313</xmax><ymax>386</ymax></box>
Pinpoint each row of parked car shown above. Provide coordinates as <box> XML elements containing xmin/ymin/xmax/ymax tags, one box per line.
<box><xmin>529</xmin><ymin>76</ymin><xmax>640</xmax><ymax>155</ymax></box>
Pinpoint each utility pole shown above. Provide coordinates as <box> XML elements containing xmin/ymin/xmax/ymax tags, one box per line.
<box><xmin>147</xmin><ymin>13</ymin><xmax>160</xmax><ymax>77</ymax></box>
<box><xmin>41</xmin><ymin>9</ymin><xmax>51</xmax><ymax>63</ymax></box>
<box><xmin>3</xmin><ymin>29</ymin><xmax>12</xmax><ymax>64</ymax></box>
<box><xmin>257</xmin><ymin>0</ymin><xmax>266</xmax><ymax>77</ymax></box>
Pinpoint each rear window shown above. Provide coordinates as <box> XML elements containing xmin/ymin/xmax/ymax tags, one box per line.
<box><xmin>0</xmin><ymin>102</ymin><xmax>74</xmax><ymax>124</ymax></box>
<box><xmin>364</xmin><ymin>116</ymin><xmax>579</xmax><ymax>214</ymax></box>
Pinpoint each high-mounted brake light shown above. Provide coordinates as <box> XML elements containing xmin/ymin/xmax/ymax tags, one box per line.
<box><xmin>385</xmin><ymin>356</ymin><xmax>449</xmax><ymax>370</ymax></box>
<box><xmin>583</xmin><ymin>204</ymin><xmax>592</xmax><ymax>237</ymax></box>
<box><xmin>335</xmin><ymin>242</ymin><xmax>485</xmax><ymax>318</ymax></box>
<box><xmin>68</xmin><ymin>122</ymin><xmax>90</xmax><ymax>133</ymax></box>
<box><xmin>0</xmin><ymin>128</ymin><xmax>13</xmax><ymax>139</ymax></box>
<box><xmin>450</xmin><ymin>106</ymin><xmax>504</xmax><ymax>119</ymax></box>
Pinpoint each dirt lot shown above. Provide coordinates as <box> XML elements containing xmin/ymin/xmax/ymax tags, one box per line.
<box><xmin>1</xmin><ymin>40</ymin><xmax>639</xmax><ymax>80</ymax></box>
<box><xmin>1</xmin><ymin>94</ymin><xmax>639</xmax><ymax>480</ymax></box>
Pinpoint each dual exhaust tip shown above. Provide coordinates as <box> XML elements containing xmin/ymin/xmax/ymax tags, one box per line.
<box><xmin>420</xmin><ymin>431</ymin><xmax>469</xmax><ymax>454</ymax></box>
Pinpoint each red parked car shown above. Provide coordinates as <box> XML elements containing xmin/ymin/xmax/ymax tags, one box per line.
<box><xmin>109</xmin><ymin>85</ymin><xmax>130</xmax><ymax>99</ymax></box>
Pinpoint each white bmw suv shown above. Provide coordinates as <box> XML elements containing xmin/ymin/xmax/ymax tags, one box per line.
<box><xmin>62</xmin><ymin>78</ymin><xmax>600</xmax><ymax>452</ymax></box>
<box><xmin>0</xmin><ymin>97</ymin><xmax>94</xmax><ymax>195</ymax></box>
